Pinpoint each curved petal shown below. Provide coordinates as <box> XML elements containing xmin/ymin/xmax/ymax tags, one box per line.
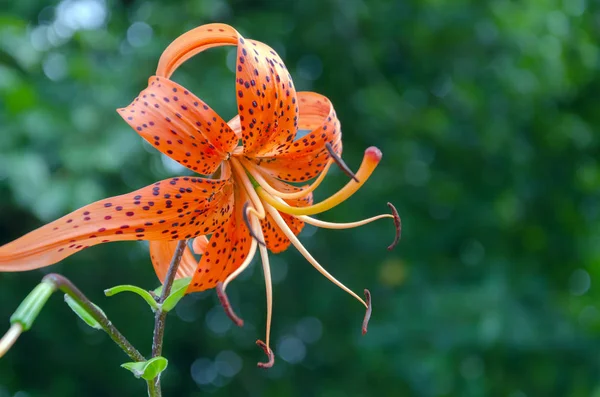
<box><xmin>0</xmin><ymin>176</ymin><xmax>234</xmax><ymax>271</ymax></box>
<box><xmin>251</xmin><ymin>92</ymin><xmax>341</xmax><ymax>182</ymax></box>
<box><xmin>156</xmin><ymin>23</ymin><xmax>239</xmax><ymax>79</ymax></box>
<box><xmin>150</xmin><ymin>240</ymin><xmax>198</xmax><ymax>281</ymax></box>
<box><xmin>235</xmin><ymin>38</ymin><xmax>298</xmax><ymax>157</ymax></box>
<box><xmin>187</xmin><ymin>184</ymin><xmax>253</xmax><ymax>293</ymax></box>
<box><xmin>118</xmin><ymin>76</ymin><xmax>238</xmax><ymax>175</ymax></box>
<box><xmin>260</xmin><ymin>178</ymin><xmax>313</xmax><ymax>254</ymax></box>
<box><xmin>155</xmin><ymin>23</ymin><xmax>298</xmax><ymax>157</ymax></box>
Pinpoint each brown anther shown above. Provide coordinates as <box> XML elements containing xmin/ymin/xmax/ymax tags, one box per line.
<box><xmin>325</xmin><ymin>142</ymin><xmax>359</xmax><ymax>183</ymax></box>
<box><xmin>243</xmin><ymin>202</ymin><xmax>266</xmax><ymax>246</ymax></box>
<box><xmin>386</xmin><ymin>202</ymin><xmax>401</xmax><ymax>251</ymax></box>
<box><xmin>256</xmin><ymin>339</ymin><xmax>275</xmax><ymax>368</ymax></box>
<box><xmin>362</xmin><ymin>289</ymin><xmax>372</xmax><ymax>335</ymax></box>
<box><xmin>216</xmin><ymin>282</ymin><xmax>244</xmax><ymax>327</ymax></box>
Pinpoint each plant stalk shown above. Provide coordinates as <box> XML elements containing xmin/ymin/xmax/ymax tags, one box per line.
<box><xmin>149</xmin><ymin>239</ymin><xmax>187</xmax><ymax>396</ymax></box>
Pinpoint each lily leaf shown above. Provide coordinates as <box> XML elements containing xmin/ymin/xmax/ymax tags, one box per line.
<box><xmin>121</xmin><ymin>357</ymin><xmax>168</xmax><ymax>380</ymax></box>
<box><xmin>104</xmin><ymin>285</ymin><xmax>159</xmax><ymax>311</ymax></box>
<box><xmin>153</xmin><ymin>277</ymin><xmax>191</xmax><ymax>312</ymax></box>
<box><xmin>64</xmin><ymin>295</ymin><xmax>104</xmax><ymax>330</ymax></box>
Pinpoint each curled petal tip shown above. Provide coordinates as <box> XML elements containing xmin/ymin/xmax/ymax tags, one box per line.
<box><xmin>256</xmin><ymin>340</ymin><xmax>275</xmax><ymax>368</ymax></box>
<box><xmin>386</xmin><ymin>202</ymin><xmax>401</xmax><ymax>251</ymax></box>
<box><xmin>362</xmin><ymin>289</ymin><xmax>372</xmax><ymax>335</ymax></box>
<box><xmin>365</xmin><ymin>146</ymin><xmax>382</xmax><ymax>162</ymax></box>
<box><xmin>216</xmin><ymin>282</ymin><xmax>244</xmax><ymax>327</ymax></box>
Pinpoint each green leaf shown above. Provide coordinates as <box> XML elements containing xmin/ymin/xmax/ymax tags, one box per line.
<box><xmin>104</xmin><ymin>285</ymin><xmax>159</xmax><ymax>311</ymax></box>
<box><xmin>121</xmin><ymin>357</ymin><xmax>169</xmax><ymax>380</ymax></box>
<box><xmin>154</xmin><ymin>277</ymin><xmax>191</xmax><ymax>312</ymax></box>
<box><xmin>10</xmin><ymin>281</ymin><xmax>56</xmax><ymax>331</ymax></box>
<box><xmin>64</xmin><ymin>295</ymin><xmax>104</xmax><ymax>330</ymax></box>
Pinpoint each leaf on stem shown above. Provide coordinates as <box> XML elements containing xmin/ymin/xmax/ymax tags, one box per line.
<box><xmin>121</xmin><ymin>356</ymin><xmax>169</xmax><ymax>380</ymax></box>
<box><xmin>104</xmin><ymin>285</ymin><xmax>159</xmax><ymax>311</ymax></box>
<box><xmin>64</xmin><ymin>295</ymin><xmax>104</xmax><ymax>330</ymax></box>
<box><xmin>154</xmin><ymin>277</ymin><xmax>191</xmax><ymax>312</ymax></box>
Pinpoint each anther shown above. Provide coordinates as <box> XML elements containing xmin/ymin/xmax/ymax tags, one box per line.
<box><xmin>216</xmin><ymin>282</ymin><xmax>244</xmax><ymax>327</ymax></box>
<box><xmin>256</xmin><ymin>339</ymin><xmax>275</xmax><ymax>368</ymax></box>
<box><xmin>362</xmin><ymin>289</ymin><xmax>372</xmax><ymax>335</ymax></box>
<box><xmin>325</xmin><ymin>142</ymin><xmax>359</xmax><ymax>182</ymax></box>
<box><xmin>387</xmin><ymin>202</ymin><xmax>401</xmax><ymax>251</ymax></box>
<box><xmin>243</xmin><ymin>202</ymin><xmax>266</xmax><ymax>246</ymax></box>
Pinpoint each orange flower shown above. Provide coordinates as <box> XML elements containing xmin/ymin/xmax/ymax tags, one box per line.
<box><xmin>0</xmin><ymin>24</ymin><xmax>400</xmax><ymax>367</ymax></box>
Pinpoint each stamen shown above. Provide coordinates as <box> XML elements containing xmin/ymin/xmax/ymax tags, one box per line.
<box><xmin>243</xmin><ymin>202</ymin><xmax>265</xmax><ymax>246</ymax></box>
<box><xmin>256</xmin><ymin>225</ymin><xmax>275</xmax><ymax>368</ymax></box>
<box><xmin>241</xmin><ymin>158</ymin><xmax>333</xmax><ymax>200</ymax></box>
<box><xmin>362</xmin><ymin>289</ymin><xmax>372</xmax><ymax>335</ymax></box>
<box><xmin>387</xmin><ymin>202</ymin><xmax>401</xmax><ymax>251</ymax></box>
<box><xmin>298</xmin><ymin>213</ymin><xmax>394</xmax><ymax>230</ymax></box>
<box><xmin>256</xmin><ymin>339</ymin><xmax>275</xmax><ymax>368</ymax></box>
<box><xmin>0</xmin><ymin>323</ymin><xmax>23</xmax><ymax>358</ymax></box>
<box><xmin>257</xmin><ymin>147</ymin><xmax>383</xmax><ymax>216</ymax></box>
<box><xmin>230</xmin><ymin>158</ymin><xmax>266</xmax><ymax>219</ymax></box>
<box><xmin>326</xmin><ymin>142</ymin><xmax>358</xmax><ymax>182</ymax></box>
<box><xmin>216</xmin><ymin>282</ymin><xmax>244</xmax><ymax>327</ymax></box>
<box><xmin>265</xmin><ymin>204</ymin><xmax>368</xmax><ymax>310</ymax></box>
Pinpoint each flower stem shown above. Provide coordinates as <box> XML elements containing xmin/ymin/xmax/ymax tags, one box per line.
<box><xmin>42</xmin><ymin>273</ymin><xmax>146</xmax><ymax>363</ymax></box>
<box><xmin>150</xmin><ymin>239</ymin><xmax>187</xmax><ymax>396</ymax></box>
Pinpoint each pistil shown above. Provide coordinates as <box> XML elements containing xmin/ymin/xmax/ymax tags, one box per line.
<box><xmin>256</xmin><ymin>147</ymin><xmax>382</xmax><ymax>216</ymax></box>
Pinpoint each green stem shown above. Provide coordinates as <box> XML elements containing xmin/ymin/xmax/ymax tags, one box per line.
<box><xmin>42</xmin><ymin>273</ymin><xmax>146</xmax><ymax>363</ymax></box>
<box><xmin>149</xmin><ymin>239</ymin><xmax>187</xmax><ymax>396</ymax></box>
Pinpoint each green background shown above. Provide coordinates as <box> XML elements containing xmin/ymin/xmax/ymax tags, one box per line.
<box><xmin>1</xmin><ymin>0</ymin><xmax>599</xmax><ymax>396</ymax></box>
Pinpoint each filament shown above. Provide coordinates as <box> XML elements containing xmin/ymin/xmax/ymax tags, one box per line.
<box><xmin>230</xmin><ymin>158</ymin><xmax>266</xmax><ymax>219</ymax></box>
<box><xmin>257</xmin><ymin>147</ymin><xmax>382</xmax><ymax>216</ymax></box>
<box><xmin>298</xmin><ymin>214</ymin><xmax>394</xmax><ymax>229</ymax></box>
<box><xmin>241</xmin><ymin>157</ymin><xmax>333</xmax><ymax>200</ymax></box>
<box><xmin>256</xmin><ymin>224</ymin><xmax>275</xmax><ymax>368</ymax></box>
<box><xmin>265</xmin><ymin>203</ymin><xmax>368</xmax><ymax>309</ymax></box>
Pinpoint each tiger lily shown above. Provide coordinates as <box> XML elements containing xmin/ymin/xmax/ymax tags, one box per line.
<box><xmin>0</xmin><ymin>23</ymin><xmax>400</xmax><ymax>367</ymax></box>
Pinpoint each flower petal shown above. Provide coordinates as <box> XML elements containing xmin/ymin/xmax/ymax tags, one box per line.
<box><xmin>187</xmin><ymin>186</ymin><xmax>253</xmax><ymax>293</ymax></box>
<box><xmin>251</xmin><ymin>91</ymin><xmax>341</xmax><ymax>182</ymax></box>
<box><xmin>235</xmin><ymin>39</ymin><xmax>298</xmax><ymax>157</ymax></box>
<box><xmin>155</xmin><ymin>23</ymin><xmax>298</xmax><ymax>157</ymax></box>
<box><xmin>0</xmin><ymin>176</ymin><xmax>233</xmax><ymax>271</ymax></box>
<box><xmin>118</xmin><ymin>76</ymin><xmax>237</xmax><ymax>176</ymax></box>
<box><xmin>150</xmin><ymin>240</ymin><xmax>198</xmax><ymax>282</ymax></box>
<box><xmin>156</xmin><ymin>23</ymin><xmax>239</xmax><ymax>79</ymax></box>
<box><xmin>260</xmin><ymin>179</ymin><xmax>313</xmax><ymax>254</ymax></box>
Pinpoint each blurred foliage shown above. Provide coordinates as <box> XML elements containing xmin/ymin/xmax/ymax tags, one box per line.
<box><xmin>0</xmin><ymin>0</ymin><xmax>599</xmax><ymax>396</ymax></box>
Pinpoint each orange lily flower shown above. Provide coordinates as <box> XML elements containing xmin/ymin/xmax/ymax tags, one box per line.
<box><xmin>0</xmin><ymin>24</ymin><xmax>400</xmax><ymax>367</ymax></box>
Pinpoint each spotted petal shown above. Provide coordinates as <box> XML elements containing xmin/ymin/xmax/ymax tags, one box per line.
<box><xmin>260</xmin><ymin>179</ymin><xmax>313</xmax><ymax>253</ymax></box>
<box><xmin>155</xmin><ymin>23</ymin><xmax>298</xmax><ymax>158</ymax></box>
<box><xmin>252</xmin><ymin>91</ymin><xmax>341</xmax><ymax>182</ymax></box>
<box><xmin>187</xmin><ymin>183</ymin><xmax>253</xmax><ymax>293</ymax></box>
<box><xmin>235</xmin><ymin>38</ymin><xmax>298</xmax><ymax>157</ymax></box>
<box><xmin>149</xmin><ymin>235</ymin><xmax>209</xmax><ymax>282</ymax></box>
<box><xmin>0</xmin><ymin>176</ymin><xmax>234</xmax><ymax>271</ymax></box>
<box><xmin>118</xmin><ymin>76</ymin><xmax>238</xmax><ymax>176</ymax></box>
